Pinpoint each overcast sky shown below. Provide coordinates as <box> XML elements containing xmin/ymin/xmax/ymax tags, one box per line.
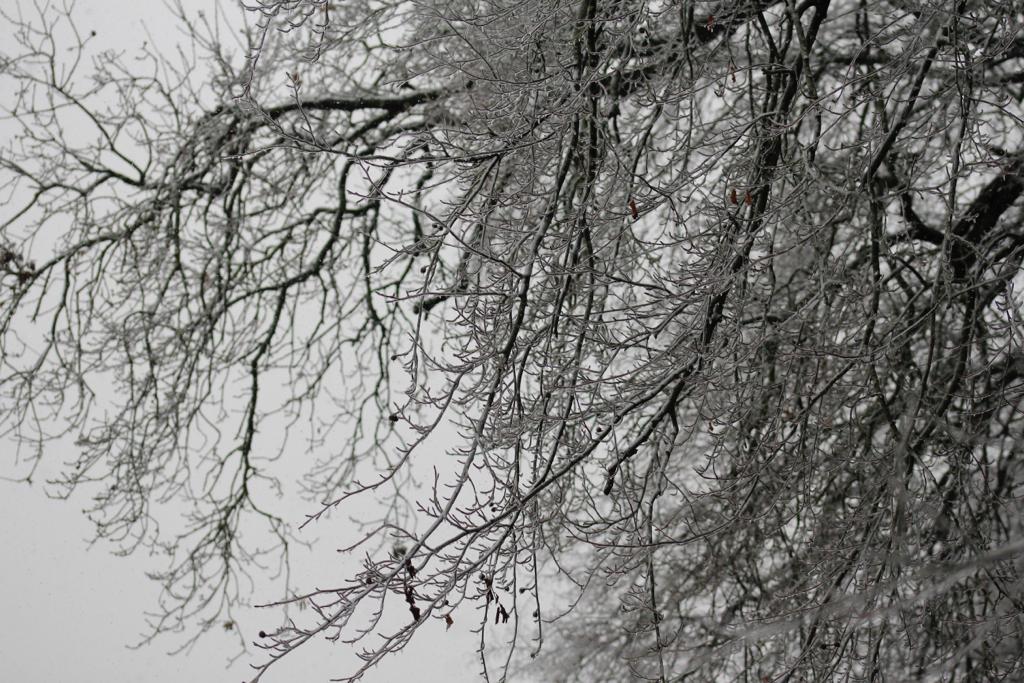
<box><xmin>0</xmin><ymin>3</ymin><xmax>486</xmax><ymax>681</ymax></box>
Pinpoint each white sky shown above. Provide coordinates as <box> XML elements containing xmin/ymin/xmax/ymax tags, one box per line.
<box><xmin>0</xmin><ymin>2</ymin><xmax>490</xmax><ymax>681</ymax></box>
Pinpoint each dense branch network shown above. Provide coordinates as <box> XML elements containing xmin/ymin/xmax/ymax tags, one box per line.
<box><xmin>2</xmin><ymin>0</ymin><xmax>1024</xmax><ymax>681</ymax></box>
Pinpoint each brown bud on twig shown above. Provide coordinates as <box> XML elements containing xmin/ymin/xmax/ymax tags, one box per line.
<box><xmin>495</xmin><ymin>603</ymin><xmax>509</xmax><ymax>624</ymax></box>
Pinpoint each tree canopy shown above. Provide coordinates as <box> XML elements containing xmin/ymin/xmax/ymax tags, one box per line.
<box><xmin>3</xmin><ymin>0</ymin><xmax>1024</xmax><ymax>680</ymax></box>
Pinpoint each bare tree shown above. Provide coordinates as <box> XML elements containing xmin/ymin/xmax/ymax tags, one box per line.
<box><xmin>3</xmin><ymin>0</ymin><xmax>1024</xmax><ymax>680</ymax></box>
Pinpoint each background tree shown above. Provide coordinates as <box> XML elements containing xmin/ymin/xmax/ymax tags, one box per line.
<box><xmin>3</xmin><ymin>0</ymin><xmax>1024</xmax><ymax>681</ymax></box>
